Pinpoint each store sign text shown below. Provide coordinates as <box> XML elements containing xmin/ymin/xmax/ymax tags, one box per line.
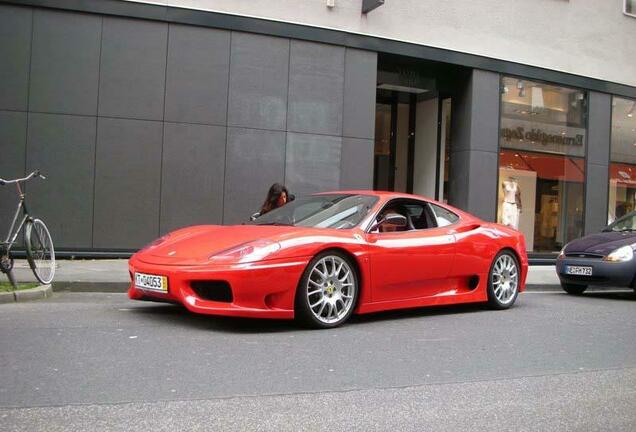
<box><xmin>501</xmin><ymin>127</ymin><xmax>584</xmax><ymax>147</ymax></box>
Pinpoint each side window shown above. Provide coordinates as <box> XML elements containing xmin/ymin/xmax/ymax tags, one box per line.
<box><xmin>404</xmin><ymin>203</ymin><xmax>433</xmax><ymax>230</ymax></box>
<box><xmin>373</xmin><ymin>199</ymin><xmax>437</xmax><ymax>232</ymax></box>
<box><xmin>429</xmin><ymin>203</ymin><xmax>459</xmax><ymax>227</ymax></box>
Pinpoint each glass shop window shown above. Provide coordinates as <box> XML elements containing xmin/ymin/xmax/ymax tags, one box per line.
<box><xmin>608</xmin><ymin>97</ymin><xmax>636</xmax><ymax>224</ymax></box>
<box><xmin>498</xmin><ymin>77</ymin><xmax>587</xmax><ymax>253</ymax></box>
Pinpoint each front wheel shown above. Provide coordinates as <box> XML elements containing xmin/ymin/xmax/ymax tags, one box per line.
<box><xmin>561</xmin><ymin>283</ymin><xmax>587</xmax><ymax>295</ymax></box>
<box><xmin>25</xmin><ymin>219</ymin><xmax>56</xmax><ymax>284</ymax></box>
<box><xmin>295</xmin><ymin>251</ymin><xmax>358</xmax><ymax>329</ymax></box>
<box><xmin>487</xmin><ymin>250</ymin><xmax>520</xmax><ymax>309</ymax></box>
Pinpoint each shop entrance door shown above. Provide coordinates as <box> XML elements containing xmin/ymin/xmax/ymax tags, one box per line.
<box><xmin>374</xmin><ymin>91</ymin><xmax>452</xmax><ymax>201</ymax></box>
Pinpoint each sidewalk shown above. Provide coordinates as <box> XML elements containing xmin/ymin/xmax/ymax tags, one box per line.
<box><xmin>7</xmin><ymin>259</ymin><xmax>562</xmax><ymax>292</ymax></box>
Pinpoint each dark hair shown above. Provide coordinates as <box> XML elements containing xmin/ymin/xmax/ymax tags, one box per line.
<box><xmin>260</xmin><ymin>183</ymin><xmax>289</xmax><ymax>215</ymax></box>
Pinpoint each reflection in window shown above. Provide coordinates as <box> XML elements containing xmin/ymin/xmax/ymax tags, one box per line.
<box><xmin>498</xmin><ymin>77</ymin><xmax>587</xmax><ymax>253</ymax></box>
<box><xmin>429</xmin><ymin>203</ymin><xmax>458</xmax><ymax>227</ymax></box>
<box><xmin>609</xmin><ymin>97</ymin><xmax>636</xmax><ymax>224</ymax></box>
<box><xmin>626</xmin><ymin>0</ymin><xmax>636</xmax><ymax>17</ymax></box>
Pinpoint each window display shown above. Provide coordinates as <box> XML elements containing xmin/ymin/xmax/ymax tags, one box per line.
<box><xmin>498</xmin><ymin>77</ymin><xmax>587</xmax><ymax>253</ymax></box>
<box><xmin>498</xmin><ymin>166</ymin><xmax>537</xmax><ymax>250</ymax></box>
<box><xmin>500</xmin><ymin>177</ymin><xmax>522</xmax><ymax>229</ymax></box>
<box><xmin>608</xmin><ymin>97</ymin><xmax>636</xmax><ymax>224</ymax></box>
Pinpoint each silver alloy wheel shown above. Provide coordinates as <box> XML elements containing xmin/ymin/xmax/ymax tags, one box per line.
<box><xmin>491</xmin><ymin>254</ymin><xmax>518</xmax><ymax>305</ymax></box>
<box><xmin>306</xmin><ymin>255</ymin><xmax>356</xmax><ymax>324</ymax></box>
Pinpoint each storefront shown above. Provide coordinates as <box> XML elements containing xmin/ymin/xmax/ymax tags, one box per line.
<box><xmin>609</xmin><ymin>97</ymin><xmax>636</xmax><ymax>223</ymax></box>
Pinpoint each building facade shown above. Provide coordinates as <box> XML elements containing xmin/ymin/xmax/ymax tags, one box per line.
<box><xmin>1</xmin><ymin>0</ymin><xmax>635</xmax><ymax>259</ymax></box>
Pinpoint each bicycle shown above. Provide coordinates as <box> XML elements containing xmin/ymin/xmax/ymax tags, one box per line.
<box><xmin>0</xmin><ymin>170</ymin><xmax>56</xmax><ymax>288</ymax></box>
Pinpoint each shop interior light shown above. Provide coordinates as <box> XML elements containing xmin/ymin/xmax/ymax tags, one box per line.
<box><xmin>517</xmin><ymin>80</ymin><xmax>525</xmax><ymax>97</ymax></box>
<box><xmin>628</xmin><ymin>101</ymin><xmax>635</xmax><ymax>118</ymax></box>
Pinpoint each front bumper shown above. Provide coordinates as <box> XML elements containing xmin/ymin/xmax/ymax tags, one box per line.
<box><xmin>128</xmin><ymin>255</ymin><xmax>310</xmax><ymax>319</ymax></box>
<box><xmin>556</xmin><ymin>256</ymin><xmax>636</xmax><ymax>287</ymax></box>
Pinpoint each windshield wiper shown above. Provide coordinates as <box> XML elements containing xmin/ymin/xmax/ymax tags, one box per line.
<box><xmin>255</xmin><ymin>222</ymin><xmax>293</xmax><ymax>226</ymax></box>
<box><xmin>616</xmin><ymin>228</ymin><xmax>636</xmax><ymax>232</ymax></box>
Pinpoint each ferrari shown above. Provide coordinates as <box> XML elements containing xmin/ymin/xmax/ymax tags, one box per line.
<box><xmin>129</xmin><ymin>191</ymin><xmax>528</xmax><ymax>328</ymax></box>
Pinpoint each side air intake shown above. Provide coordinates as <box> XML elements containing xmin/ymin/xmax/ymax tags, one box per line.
<box><xmin>190</xmin><ymin>281</ymin><xmax>233</xmax><ymax>302</ymax></box>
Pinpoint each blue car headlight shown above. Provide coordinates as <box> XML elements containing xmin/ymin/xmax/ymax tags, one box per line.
<box><xmin>603</xmin><ymin>245</ymin><xmax>634</xmax><ymax>263</ymax></box>
<box><xmin>558</xmin><ymin>245</ymin><xmax>567</xmax><ymax>259</ymax></box>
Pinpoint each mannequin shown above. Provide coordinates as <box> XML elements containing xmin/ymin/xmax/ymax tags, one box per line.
<box><xmin>501</xmin><ymin>177</ymin><xmax>522</xmax><ymax>229</ymax></box>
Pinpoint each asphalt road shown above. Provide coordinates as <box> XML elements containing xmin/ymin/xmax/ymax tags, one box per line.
<box><xmin>1</xmin><ymin>289</ymin><xmax>635</xmax><ymax>431</ymax></box>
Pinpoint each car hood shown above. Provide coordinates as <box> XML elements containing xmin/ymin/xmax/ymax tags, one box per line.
<box><xmin>135</xmin><ymin>225</ymin><xmax>303</xmax><ymax>264</ymax></box>
<box><xmin>564</xmin><ymin>231</ymin><xmax>636</xmax><ymax>256</ymax></box>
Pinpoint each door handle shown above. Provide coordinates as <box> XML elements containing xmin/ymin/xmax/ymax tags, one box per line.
<box><xmin>452</xmin><ymin>224</ymin><xmax>481</xmax><ymax>234</ymax></box>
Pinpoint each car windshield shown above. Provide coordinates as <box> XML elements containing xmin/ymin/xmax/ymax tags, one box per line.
<box><xmin>250</xmin><ymin>194</ymin><xmax>378</xmax><ymax>229</ymax></box>
<box><xmin>605</xmin><ymin>212</ymin><xmax>636</xmax><ymax>232</ymax></box>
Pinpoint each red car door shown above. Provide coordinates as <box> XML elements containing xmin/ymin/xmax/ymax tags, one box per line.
<box><xmin>365</xmin><ymin>201</ymin><xmax>456</xmax><ymax>303</ymax></box>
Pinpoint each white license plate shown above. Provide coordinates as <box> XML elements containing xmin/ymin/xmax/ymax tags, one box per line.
<box><xmin>566</xmin><ymin>266</ymin><xmax>593</xmax><ymax>276</ymax></box>
<box><xmin>135</xmin><ymin>272</ymin><xmax>168</xmax><ymax>292</ymax></box>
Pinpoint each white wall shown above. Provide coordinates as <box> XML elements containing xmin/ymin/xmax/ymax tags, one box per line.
<box><xmin>126</xmin><ymin>0</ymin><xmax>636</xmax><ymax>88</ymax></box>
<box><xmin>413</xmin><ymin>98</ymin><xmax>438</xmax><ymax>199</ymax></box>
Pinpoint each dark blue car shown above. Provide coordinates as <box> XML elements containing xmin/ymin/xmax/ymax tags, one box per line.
<box><xmin>556</xmin><ymin>211</ymin><xmax>636</xmax><ymax>294</ymax></box>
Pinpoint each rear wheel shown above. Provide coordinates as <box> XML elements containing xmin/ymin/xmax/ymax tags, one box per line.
<box><xmin>25</xmin><ymin>219</ymin><xmax>56</xmax><ymax>284</ymax></box>
<box><xmin>295</xmin><ymin>251</ymin><xmax>358</xmax><ymax>329</ymax></box>
<box><xmin>561</xmin><ymin>282</ymin><xmax>587</xmax><ymax>295</ymax></box>
<box><xmin>487</xmin><ymin>250</ymin><xmax>520</xmax><ymax>309</ymax></box>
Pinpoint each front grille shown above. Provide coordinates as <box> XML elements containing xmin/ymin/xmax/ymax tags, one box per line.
<box><xmin>561</xmin><ymin>274</ymin><xmax>608</xmax><ymax>283</ymax></box>
<box><xmin>190</xmin><ymin>281</ymin><xmax>233</xmax><ymax>302</ymax></box>
<box><xmin>564</xmin><ymin>253</ymin><xmax>604</xmax><ymax>259</ymax></box>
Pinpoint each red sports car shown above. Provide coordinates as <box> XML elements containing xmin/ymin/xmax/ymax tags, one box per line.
<box><xmin>129</xmin><ymin>191</ymin><xmax>528</xmax><ymax>328</ymax></box>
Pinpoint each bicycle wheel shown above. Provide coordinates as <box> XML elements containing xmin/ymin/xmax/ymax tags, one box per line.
<box><xmin>25</xmin><ymin>219</ymin><xmax>56</xmax><ymax>284</ymax></box>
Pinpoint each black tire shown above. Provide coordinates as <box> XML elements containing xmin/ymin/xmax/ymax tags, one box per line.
<box><xmin>295</xmin><ymin>250</ymin><xmax>359</xmax><ymax>329</ymax></box>
<box><xmin>487</xmin><ymin>250</ymin><xmax>520</xmax><ymax>309</ymax></box>
<box><xmin>561</xmin><ymin>282</ymin><xmax>587</xmax><ymax>295</ymax></box>
<box><xmin>25</xmin><ymin>219</ymin><xmax>56</xmax><ymax>284</ymax></box>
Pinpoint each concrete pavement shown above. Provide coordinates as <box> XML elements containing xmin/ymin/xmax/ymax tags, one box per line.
<box><xmin>1</xmin><ymin>290</ymin><xmax>635</xmax><ymax>430</ymax></box>
<box><xmin>7</xmin><ymin>259</ymin><xmax>563</xmax><ymax>292</ymax></box>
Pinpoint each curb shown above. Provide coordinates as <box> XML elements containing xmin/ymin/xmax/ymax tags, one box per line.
<box><xmin>0</xmin><ymin>284</ymin><xmax>52</xmax><ymax>303</ymax></box>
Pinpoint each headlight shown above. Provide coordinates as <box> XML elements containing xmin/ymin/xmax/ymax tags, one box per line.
<box><xmin>209</xmin><ymin>240</ymin><xmax>281</xmax><ymax>263</ymax></box>
<box><xmin>603</xmin><ymin>245</ymin><xmax>634</xmax><ymax>262</ymax></box>
<box><xmin>139</xmin><ymin>235</ymin><xmax>169</xmax><ymax>252</ymax></box>
<box><xmin>558</xmin><ymin>245</ymin><xmax>567</xmax><ymax>259</ymax></box>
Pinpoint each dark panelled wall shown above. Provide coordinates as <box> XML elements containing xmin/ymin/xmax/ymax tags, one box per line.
<box><xmin>448</xmin><ymin>69</ymin><xmax>501</xmax><ymax>221</ymax></box>
<box><xmin>0</xmin><ymin>4</ymin><xmax>377</xmax><ymax>251</ymax></box>
<box><xmin>584</xmin><ymin>92</ymin><xmax>611</xmax><ymax>235</ymax></box>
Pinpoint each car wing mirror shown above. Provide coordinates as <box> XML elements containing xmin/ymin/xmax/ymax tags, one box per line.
<box><xmin>370</xmin><ymin>213</ymin><xmax>407</xmax><ymax>232</ymax></box>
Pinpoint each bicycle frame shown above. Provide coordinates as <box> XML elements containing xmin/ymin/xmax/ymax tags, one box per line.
<box><xmin>2</xmin><ymin>182</ymin><xmax>31</xmax><ymax>253</ymax></box>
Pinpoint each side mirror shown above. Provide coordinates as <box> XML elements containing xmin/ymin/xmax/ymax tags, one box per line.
<box><xmin>370</xmin><ymin>212</ymin><xmax>407</xmax><ymax>232</ymax></box>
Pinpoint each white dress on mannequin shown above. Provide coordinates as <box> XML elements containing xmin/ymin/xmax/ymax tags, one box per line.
<box><xmin>501</xmin><ymin>179</ymin><xmax>521</xmax><ymax>229</ymax></box>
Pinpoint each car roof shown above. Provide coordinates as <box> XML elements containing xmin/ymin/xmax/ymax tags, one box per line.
<box><xmin>313</xmin><ymin>190</ymin><xmax>476</xmax><ymax>221</ymax></box>
<box><xmin>316</xmin><ymin>190</ymin><xmax>439</xmax><ymax>203</ymax></box>
<box><xmin>316</xmin><ymin>190</ymin><xmax>422</xmax><ymax>198</ymax></box>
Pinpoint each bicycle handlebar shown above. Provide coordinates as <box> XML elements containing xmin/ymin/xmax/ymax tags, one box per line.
<box><xmin>0</xmin><ymin>170</ymin><xmax>46</xmax><ymax>186</ymax></box>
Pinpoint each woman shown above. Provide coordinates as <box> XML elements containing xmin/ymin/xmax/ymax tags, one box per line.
<box><xmin>255</xmin><ymin>183</ymin><xmax>289</xmax><ymax>218</ymax></box>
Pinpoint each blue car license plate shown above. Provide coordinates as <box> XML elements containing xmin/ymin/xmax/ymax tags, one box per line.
<box><xmin>565</xmin><ymin>266</ymin><xmax>592</xmax><ymax>276</ymax></box>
